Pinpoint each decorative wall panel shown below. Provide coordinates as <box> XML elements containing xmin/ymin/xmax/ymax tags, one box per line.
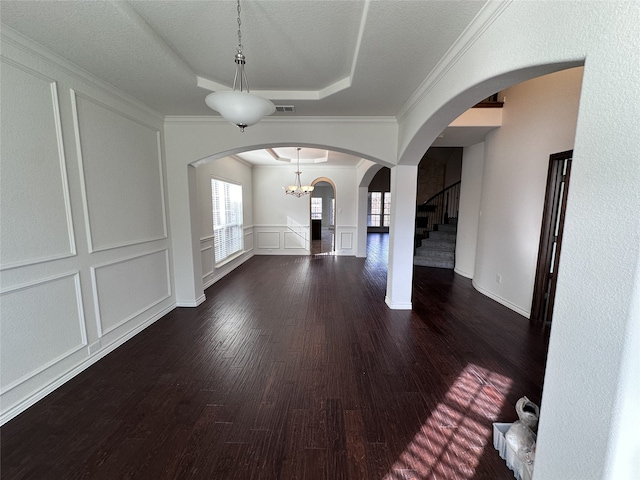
<box><xmin>0</xmin><ymin>60</ymin><xmax>75</xmax><ymax>269</ymax></box>
<box><xmin>257</xmin><ymin>231</ymin><xmax>280</xmax><ymax>250</ymax></box>
<box><xmin>0</xmin><ymin>273</ymin><xmax>86</xmax><ymax>392</ymax></box>
<box><xmin>92</xmin><ymin>249</ymin><xmax>171</xmax><ymax>336</ymax></box>
<box><xmin>244</xmin><ymin>229</ymin><xmax>254</xmax><ymax>251</ymax></box>
<box><xmin>201</xmin><ymin>244</ymin><xmax>214</xmax><ymax>278</ymax></box>
<box><xmin>340</xmin><ymin>231</ymin><xmax>354</xmax><ymax>250</ymax></box>
<box><xmin>72</xmin><ymin>92</ymin><xmax>167</xmax><ymax>252</ymax></box>
<box><xmin>284</xmin><ymin>231</ymin><xmax>306</xmax><ymax>249</ymax></box>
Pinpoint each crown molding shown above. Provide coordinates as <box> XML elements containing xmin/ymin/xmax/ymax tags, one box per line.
<box><xmin>396</xmin><ymin>0</ymin><xmax>512</xmax><ymax>124</ymax></box>
<box><xmin>0</xmin><ymin>25</ymin><xmax>164</xmax><ymax>121</ymax></box>
<box><xmin>195</xmin><ymin>0</ymin><xmax>370</xmax><ymax>102</ymax></box>
<box><xmin>164</xmin><ymin>115</ymin><xmax>397</xmax><ymax>125</ymax></box>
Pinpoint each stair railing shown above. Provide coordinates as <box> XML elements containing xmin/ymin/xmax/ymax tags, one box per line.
<box><xmin>415</xmin><ymin>181</ymin><xmax>461</xmax><ymax>241</ymax></box>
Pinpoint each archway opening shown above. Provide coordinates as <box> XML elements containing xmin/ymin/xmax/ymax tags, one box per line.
<box><xmin>310</xmin><ymin>179</ymin><xmax>336</xmax><ymax>255</ymax></box>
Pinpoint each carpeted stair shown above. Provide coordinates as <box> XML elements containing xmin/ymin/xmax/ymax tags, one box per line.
<box><xmin>414</xmin><ymin>221</ymin><xmax>457</xmax><ymax>268</ymax></box>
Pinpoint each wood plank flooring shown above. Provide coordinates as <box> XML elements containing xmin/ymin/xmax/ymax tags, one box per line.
<box><xmin>1</xmin><ymin>233</ymin><xmax>548</xmax><ymax>479</ymax></box>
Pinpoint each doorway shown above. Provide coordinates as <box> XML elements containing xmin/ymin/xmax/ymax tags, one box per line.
<box><xmin>310</xmin><ymin>179</ymin><xmax>336</xmax><ymax>254</ymax></box>
<box><xmin>530</xmin><ymin>150</ymin><xmax>573</xmax><ymax>332</ymax></box>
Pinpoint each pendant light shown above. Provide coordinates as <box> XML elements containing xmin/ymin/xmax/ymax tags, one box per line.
<box><xmin>205</xmin><ymin>0</ymin><xmax>275</xmax><ymax>131</ymax></box>
<box><xmin>284</xmin><ymin>148</ymin><xmax>315</xmax><ymax>197</ymax></box>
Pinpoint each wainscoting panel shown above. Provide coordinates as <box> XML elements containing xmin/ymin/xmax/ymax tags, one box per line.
<box><xmin>244</xmin><ymin>229</ymin><xmax>254</xmax><ymax>252</ymax></box>
<box><xmin>72</xmin><ymin>92</ymin><xmax>167</xmax><ymax>252</ymax></box>
<box><xmin>254</xmin><ymin>225</ymin><xmax>313</xmax><ymax>255</ymax></box>
<box><xmin>200</xmin><ymin>245</ymin><xmax>214</xmax><ymax>278</ymax></box>
<box><xmin>339</xmin><ymin>231</ymin><xmax>354</xmax><ymax>251</ymax></box>
<box><xmin>0</xmin><ymin>273</ymin><xmax>86</xmax><ymax>393</ymax></box>
<box><xmin>92</xmin><ymin>249</ymin><xmax>171</xmax><ymax>336</ymax></box>
<box><xmin>284</xmin><ymin>231</ymin><xmax>307</xmax><ymax>250</ymax></box>
<box><xmin>0</xmin><ymin>59</ymin><xmax>75</xmax><ymax>269</ymax></box>
<box><xmin>256</xmin><ymin>231</ymin><xmax>281</xmax><ymax>250</ymax></box>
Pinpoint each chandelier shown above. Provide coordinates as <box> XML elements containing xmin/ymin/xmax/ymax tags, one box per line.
<box><xmin>205</xmin><ymin>0</ymin><xmax>275</xmax><ymax>132</ymax></box>
<box><xmin>284</xmin><ymin>148</ymin><xmax>314</xmax><ymax>197</ymax></box>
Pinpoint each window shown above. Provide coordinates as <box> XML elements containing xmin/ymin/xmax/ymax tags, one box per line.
<box><xmin>383</xmin><ymin>193</ymin><xmax>391</xmax><ymax>227</ymax></box>
<box><xmin>330</xmin><ymin>198</ymin><xmax>335</xmax><ymax>227</ymax></box>
<box><xmin>211</xmin><ymin>178</ymin><xmax>243</xmax><ymax>264</ymax></box>
<box><xmin>368</xmin><ymin>192</ymin><xmax>381</xmax><ymax>226</ymax></box>
<box><xmin>368</xmin><ymin>191</ymin><xmax>391</xmax><ymax>227</ymax></box>
<box><xmin>311</xmin><ymin>197</ymin><xmax>322</xmax><ymax>220</ymax></box>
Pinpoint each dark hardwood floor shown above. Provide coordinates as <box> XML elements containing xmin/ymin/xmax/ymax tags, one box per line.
<box><xmin>311</xmin><ymin>228</ymin><xmax>334</xmax><ymax>255</ymax></box>
<box><xmin>1</xmin><ymin>233</ymin><xmax>548</xmax><ymax>479</ymax></box>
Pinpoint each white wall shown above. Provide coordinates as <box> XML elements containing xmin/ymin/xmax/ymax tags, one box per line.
<box><xmin>395</xmin><ymin>2</ymin><xmax>640</xmax><ymax>478</ymax></box>
<box><xmin>473</xmin><ymin>67</ymin><xmax>583</xmax><ymax>316</ymax></box>
<box><xmin>454</xmin><ymin>142</ymin><xmax>485</xmax><ymax>279</ymax></box>
<box><xmin>0</xmin><ymin>31</ymin><xmax>175</xmax><ymax>423</ymax></box>
<box><xmin>251</xmin><ymin>164</ymin><xmax>358</xmax><ymax>256</ymax></box>
<box><xmin>196</xmin><ymin>156</ymin><xmax>254</xmax><ymax>289</ymax></box>
<box><xmin>163</xmin><ymin>118</ymin><xmax>397</xmax><ymax>306</ymax></box>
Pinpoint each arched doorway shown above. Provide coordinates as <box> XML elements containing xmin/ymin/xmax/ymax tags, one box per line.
<box><xmin>310</xmin><ymin>177</ymin><xmax>336</xmax><ymax>255</ymax></box>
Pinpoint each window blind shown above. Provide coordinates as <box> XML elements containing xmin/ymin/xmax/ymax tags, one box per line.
<box><xmin>211</xmin><ymin>179</ymin><xmax>243</xmax><ymax>264</ymax></box>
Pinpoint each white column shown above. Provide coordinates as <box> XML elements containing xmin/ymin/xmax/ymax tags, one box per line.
<box><xmin>454</xmin><ymin>142</ymin><xmax>485</xmax><ymax>279</ymax></box>
<box><xmin>385</xmin><ymin>164</ymin><xmax>418</xmax><ymax>309</ymax></box>
<box><xmin>166</xmin><ymin>161</ymin><xmax>205</xmax><ymax>307</ymax></box>
<box><xmin>356</xmin><ymin>186</ymin><xmax>368</xmax><ymax>257</ymax></box>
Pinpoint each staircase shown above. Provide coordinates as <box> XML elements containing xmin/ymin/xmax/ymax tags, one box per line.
<box><xmin>413</xmin><ymin>181</ymin><xmax>460</xmax><ymax>269</ymax></box>
<box><xmin>414</xmin><ymin>220</ymin><xmax>457</xmax><ymax>268</ymax></box>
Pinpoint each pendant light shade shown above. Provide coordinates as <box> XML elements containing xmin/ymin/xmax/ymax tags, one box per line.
<box><xmin>205</xmin><ymin>0</ymin><xmax>275</xmax><ymax>131</ymax></box>
<box><xmin>206</xmin><ymin>91</ymin><xmax>275</xmax><ymax>131</ymax></box>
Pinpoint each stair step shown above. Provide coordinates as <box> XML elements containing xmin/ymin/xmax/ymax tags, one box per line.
<box><xmin>414</xmin><ymin>256</ymin><xmax>455</xmax><ymax>268</ymax></box>
<box><xmin>415</xmin><ymin>249</ymin><xmax>454</xmax><ymax>260</ymax></box>
<box><xmin>414</xmin><ymin>219</ymin><xmax>458</xmax><ymax>270</ymax></box>
<box><xmin>435</xmin><ymin>224</ymin><xmax>457</xmax><ymax>233</ymax></box>
<box><xmin>428</xmin><ymin>231</ymin><xmax>457</xmax><ymax>241</ymax></box>
<box><xmin>420</xmin><ymin>239</ymin><xmax>455</xmax><ymax>249</ymax></box>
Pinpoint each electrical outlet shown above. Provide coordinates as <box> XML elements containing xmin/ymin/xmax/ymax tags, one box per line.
<box><xmin>496</xmin><ymin>274</ymin><xmax>502</xmax><ymax>284</ymax></box>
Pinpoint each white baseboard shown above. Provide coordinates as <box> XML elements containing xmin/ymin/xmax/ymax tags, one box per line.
<box><xmin>385</xmin><ymin>296</ymin><xmax>412</xmax><ymax>310</ymax></box>
<box><xmin>472</xmin><ymin>280</ymin><xmax>530</xmax><ymax>318</ymax></box>
<box><xmin>454</xmin><ymin>267</ymin><xmax>474</xmax><ymax>279</ymax></box>
<box><xmin>176</xmin><ymin>294</ymin><xmax>206</xmax><ymax>307</ymax></box>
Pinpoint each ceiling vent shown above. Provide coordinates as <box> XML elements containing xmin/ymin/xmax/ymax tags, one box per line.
<box><xmin>275</xmin><ymin>105</ymin><xmax>295</xmax><ymax>113</ymax></box>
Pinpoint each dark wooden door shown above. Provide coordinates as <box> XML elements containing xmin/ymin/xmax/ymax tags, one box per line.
<box><xmin>530</xmin><ymin>150</ymin><xmax>573</xmax><ymax>331</ymax></box>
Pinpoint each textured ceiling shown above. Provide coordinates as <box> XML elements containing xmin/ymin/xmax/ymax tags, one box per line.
<box><xmin>1</xmin><ymin>0</ymin><xmax>494</xmax><ymax>165</ymax></box>
<box><xmin>0</xmin><ymin>0</ymin><xmax>487</xmax><ymax>117</ymax></box>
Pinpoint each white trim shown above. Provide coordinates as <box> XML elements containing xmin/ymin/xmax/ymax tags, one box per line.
<box><xmin>195</xmin><ymin>1</ymin><xmax>369</xmax><ymax>103</ymax></box>
<box><xmin>339</xmin><ymin>231</ymin><xmax>354</xmax><ymax>250</ymax></box>
<box><xmin>454</xmin><ymin>267</ymin><xmax>474</xmax><ymax>279</ymax></box>
<box><xmin>90</xmin><ymin>249</ymin><xmax>172</xmax><ymax>337</ymax></box>
<box><xmin>256</xmin><ymin>231</ymin><xmax>282</xmax><ymax>250</ymax></box>
<box><xmin>70</xmin><ymin>89</ymin><xmax>92</xmax><ymax>252</ymax></box>
<box><xmin>0</xmin><ymin>61</ymin><xmax>77</xmax><ymax>271</ymax></box>
<box><xmin>71</xmin><ymin>90</ymin><xmax>168</xmax><ymax>253</ymax></box>
<box><xmin>176</xmin><ymin>294</ymin><xmax>206</xmax><ymax>308</ymax></box>
<box><xmin>0</xmin><ymin>272</ymin><xmax>87</xmax><ymax>394</ymax></box>
<box><xmin>384</xmin><ymin>296</ymin><xmax>412</xmax><ymax>310</ymax></box>
<box><xmin>200</xmin><ymin>245</ymin><xmax>214</xmax><ymax>278</ymax></box>
<box><xmin>0</xmin><ymin>303</ymin><xmax>175</xmax><ymax>426</ymax></box>
<box><xmin>472</xmin><ymin>280</ymin><xmax>530</xmax><ymax>318</ymax></box>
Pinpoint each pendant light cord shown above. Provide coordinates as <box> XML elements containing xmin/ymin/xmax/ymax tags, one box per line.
<box><xmin>236</xmin><ymin>0</ymin><xmax>243</xmax><ymax>54</ymax></box>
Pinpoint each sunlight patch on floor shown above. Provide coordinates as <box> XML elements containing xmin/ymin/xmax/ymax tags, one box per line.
<box><xmin>384</xmin><ymin>363</ymin><xmax>513</xmax><ymax>480</ymax></box>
